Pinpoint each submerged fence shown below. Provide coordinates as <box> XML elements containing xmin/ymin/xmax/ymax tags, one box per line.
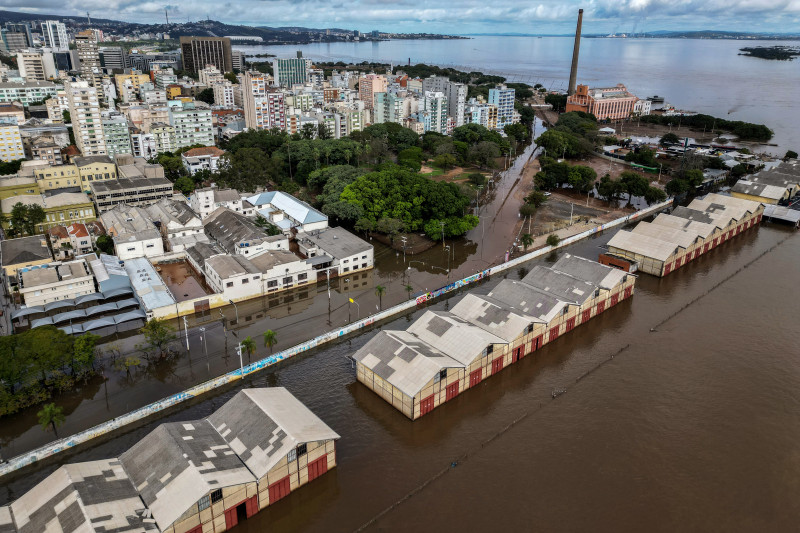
<box><xmin>0</xmin><ymin>199</ymin><xmax>672</xmax><ymax>479</ymax></box>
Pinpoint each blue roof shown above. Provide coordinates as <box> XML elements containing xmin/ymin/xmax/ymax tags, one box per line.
<box><xmin>247</xmin><ymin>191</ymin><xmax>327</xmax><ymax>226</ymax></box>
<box><xmin>123</xmin><ymin>257</ymin><xmax>176</xmax><ymax>312</ymax></box>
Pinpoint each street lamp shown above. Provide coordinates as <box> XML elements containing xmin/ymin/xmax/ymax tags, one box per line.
<box><xmin>228</xmin><ymin>299</ymin><xmax>239</xmax><ymax>325</ymax></box>
<box><xmin>348</xmin><ymin>297</ymin><xmax>360</xmax><ymax>321</ymax></box>
<box><xmin>444</xmin><ymin>245</ymin><xmax>451</xmax><ymax>274</ymax></box>
<box><xmin>400</xmin><ymin>235</ymin><xmax>407</xmax><ymax>262</ymax></box>
<box><xmin>235</xmin><ymin>341</ymin><xmax>244</xmax><ymax>377</ymax></box>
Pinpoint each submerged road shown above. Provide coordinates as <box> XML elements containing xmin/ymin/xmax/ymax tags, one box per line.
<box><xmin>2</xmin><ymin>217</ymin><xmax>798</xmax><ymax>532</ymax></box>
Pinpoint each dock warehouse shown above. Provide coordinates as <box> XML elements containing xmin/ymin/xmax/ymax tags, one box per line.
<box><xmin>606</xmin><ymin>193</ymin><xmax>763</xmax><ymax>277</ymax></box>
<box><xmin>352</xmin><ymin>257</ymin><xmax>635</xmax><ymax>419</ymax></box>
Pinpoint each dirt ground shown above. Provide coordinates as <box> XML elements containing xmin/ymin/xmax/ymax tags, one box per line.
<box><xmin>156</xmin><ymin>261</ymin><xmax>213</xmax><ymax>302</ymax></box>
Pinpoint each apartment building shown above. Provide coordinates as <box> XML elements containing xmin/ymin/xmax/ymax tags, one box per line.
<box><xmin>180</xmin><ymin>36</ymin><xmax>233</xmax><ymax>73</ymax></box>
<box><xmin>168</xmin><ymin>101</ymin><xmax>214</xmax><ymax>148</ymax></box>
<box><xmin>65</xmin><ymin>80</ymin><xmax>107</xmax><ymax>157</ymax></box>
<box><xmin>101</xmin><ymin>111</ymin><xmax>132</xmax><ymax>157</ymax></box>
<box><xmin>0</xmin><ymin>124</ymin><xmax>24</xmax><ymax>162</ymax></box>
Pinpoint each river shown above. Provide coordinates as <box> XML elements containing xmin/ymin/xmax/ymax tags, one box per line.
<box><xmin>237</xmin><ymin>36</ymin><xmax>800</xmax><ymax>153</ymax></box>
<box><xmin>2</xmin><ymin>218</ymin><xmax>798</xmax><ymax>531</ymax></box>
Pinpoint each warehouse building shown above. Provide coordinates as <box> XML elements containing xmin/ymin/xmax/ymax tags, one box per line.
<box><xmin>605</xmin><ymin>193</ymin><xmax>763</xmax><ymax>276</ymax></box>
<box><xmin>353</xmin><ymin>257</ymin><xmax>635</xmax><ymax>419</ymax></box>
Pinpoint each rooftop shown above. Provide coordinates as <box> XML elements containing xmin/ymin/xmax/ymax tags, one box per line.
<box><xmin>204</xmin><ymin>207</ymin><xmax>283</xmax><ymax>254</ymax></box>
<box><xmin>731</xmin><ymin>180</ymin><xmax>787</xmax><ymax>201</ymax></box>
<box><xmin>607</xmin><ymin>230</ymin><xmax>680</xmax><ymax>262</ymax></box>
<box><xmin>407</xmin><ymin>310</ymin><xmax>508</xmax><ymax>365</ymax></box>
<box><xmin>182</xmin><ymin>146</ymin><xmax>225</xmax><ymax>158</ymax></box>
<box><xmin>248</xmin><ymin>191</ymin><xmax>328</xmax><ymax>226</ymax></box>
<box><xmin>551</xmin><ymin>253</ymin><xmax>628</xmax><ymax>291</ymax></box>
<box><xmin>652</xmin><ymin>213</ymin><xmax>717</xmax><ymax>240</ymax></box>
<box><xmin>521</xmin><ymin>265</ymin><xmax>596</xmax><ymax>304</ymax></box>
<box><xmin>297</xmin><ymin>226</ymin><xmax>371</xmax><ymax>259</ymax></box>
<box><xmin>485</xmin><ymin>279</ymin><xmax>571</xmax><ymax>323</ymax></box>
<box><xmin>449</xmin><ymin>292</ymin><xmax>539</xmax><ymax>342</ymax></box>
<box><xmin>631</xmin><ymin>221</ymin><xmax>698</xmax><ymax>250</ymax></box>
<box><xmin>247</xmin><ymin>249</ymin><xmax>302</xmax><ymax>272</ymax></box>
<box><xmin>205</xmin><ymin>253</ymin><xmax>259</xmax><ymax>278</ymax></box>
<box><xmin>144</xmin><ymin>198</ymin><xmax>201</xmax><ymax>227</ymax></box>
<box><xmin>123</xmin><ymin>257</ymin><xmax>176</xmax><ymax>311</ymax></box>
<box><xmin>0</xmin><ymin>236</ymin><xmax>51</xmax><ymax>267</ymax></box>
<box><xmin>186</xmin><ymin>241</ymin><xmax>225</xmax><ymax>269</ymax></box>
<box><xmin>90</xmin><ymin>176</ymin><xmax>172</xmax><ymax>194</ymax></box>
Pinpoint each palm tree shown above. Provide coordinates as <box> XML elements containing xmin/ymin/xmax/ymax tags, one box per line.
<box><xmin>521</xmin><ymin>233</ymin><xmax>534</xmax><ymax>252</ymax></box>
<box><xmin>405</xmin><ymin>284</ymin><xmax>414</xmax><ymax>301</ymax></box>
<box><xmin>241</xmin><ymin>336</ymin><xmax>256</xmax><ymax>361</ymax></box>
<box><xmin>375</xmin><ymin>285</ymin><xmax>386</xmax><ymax>310</ymax></box>
<box><xmin>263</xmin><ymin>330</ymin><xmax>277</xmax><ymax>353</ymax></box>
<box><xmin>38</xmin><ymin>403</ymin><xmax>65</xmax><ymax>438</ymax></box>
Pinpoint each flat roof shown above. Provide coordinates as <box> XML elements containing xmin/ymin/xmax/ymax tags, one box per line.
<box><xmin>123</xmin><ymin>257</ymin><xmax>176</xmax><ymax>310</ymax></box>
<box><xmin>607</xmin><ymin>230</ymin><xmax>680</xmax><ymax>263</ymax></box>
<box><xmin>297</xmin><ymin>226</ymin><xmax>372</xmax><ymax>259</ymax></box>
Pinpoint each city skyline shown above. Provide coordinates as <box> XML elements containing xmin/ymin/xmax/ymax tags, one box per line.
<box><xmin>1</xmin><ymin>0</ymin><xmax>798</xmax><ymax>35</ymax></box>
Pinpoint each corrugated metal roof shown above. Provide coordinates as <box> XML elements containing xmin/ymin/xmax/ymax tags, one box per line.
<box><xmin>607</xmin><ymin>230</ymin><xmax>679</xmax><ymax>262</ymax></box>
<box><xmin>522</xmin><ymin>265</ymin><xmax>596</xmax><ymax>304</ymax></box>
<box><xmin>247</xmin><ymin>191</ymin><xmax>328</xmax><ymax>225</ymax></box>
<box><xmin>652</xmin><ymin>213</ymin><xmax>717</xmax><ymax>240</ymax></box>
<box><xmin>764</xmin><ymin>204</ymin><xmax>800</xmax><ymax>224</ymax></box>
<box><xmin>552</xmin><ymin>253</ymin><xmax>628</xmax><ymax>290</ymax></box>
<box><xmin>631</xmin><ymin>221</ymin><xmax>698</xmax><ymax>249</ymax></box>
<box><xmin>407</xmin><ymin>310</ymin><xmax>507</xmax><ymax>365</ymax></box>
<box><xmin>450</xmin><ymin>293</ymin><xmax>540</xmax><ymax>342</ymax></box>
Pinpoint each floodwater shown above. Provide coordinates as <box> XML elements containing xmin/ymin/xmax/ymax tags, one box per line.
<box><xmin>2</xmin><ymin>217</ymin><xmax>798</xmax><ymax>532</ymax></box>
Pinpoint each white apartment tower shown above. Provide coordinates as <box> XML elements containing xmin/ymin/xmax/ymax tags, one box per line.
<box><xmin>65</xmin><ymin>80</ymin><xmax>107</xmax><ymax>156</ymax></box>
<box><xmin>241</xmin><ymin>72</ymin><xmax>286</xmax><ymax>131</ymax></box>
<box><xmin>420</xmin><ymin>91</ymin><xmax>448</xmax><ymax>134</ymax></box>
<box><xmin>41</xmin><ymin>20</ymin><xmax>69</xmax><ymax>52</ymax></box>
<box><xmin>74</xmin><ymin>30</ymin><xmax>104</xmax><ymax>101</ymax></box>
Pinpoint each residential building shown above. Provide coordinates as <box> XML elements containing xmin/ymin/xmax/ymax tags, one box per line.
<box><xmin>181</xmin><ymin>146</ymin><xmax>225</xmax><ymax>175</ymax></box>
<box><xmin>296</xmin><ymin>226</ymin><xmax>373</xmax><ymax>276</ymax></box>
<box><xmin>74</xmin><ymin>30</ymin><xmax>104</xmax><ymax>99</ymax></box>
<box><xmin>418</xmin><ymin>91</ymin><xmax>448</xmax><ymax>134</ymax></box>
<box><xmin>249</xmin><ymin>249</ymin><xmax>317</xmax><ymax>293</ymax></box>
<box><xmin>0</xmin><ymin>124</ymin><xmax>24</xmax><ymax>162</ymax></box>
<box><xmin>99</xmin><ymin>46</ymin><xmax>128</xmax><ymax>71</ymax></box>
<box><xmin>141</xmin><ymin>88</ymin><xmax>167</xmax><ymax>105</ymax></box>
<box><xmin>204</xmin><ymin>253</ymin><xmax>263</xmax><ymax>298</ymax></box>
<box><xmin>0</xmin><ymin>81</ymin><xmax>58</xmax><ymax>105</ymax></box>
<box><xmin>47</xmin><ymin>224</ymin><xmax>72</xmax><ymax>259</ymax></box>
<box><xmin>65</xmin><ymin>80</ymin><xmax>107</xmax><ymax>157</ymax></box>
<box><xmin>45</xmin><ymin>95</ymin><xmax>64</xmax><ymax>122</ymax></box>
<box><xmin>241</xmin><ymin>72</ymin><xmax>286</xmax><ymax>130</ymax></box>
<box><xmin>114</xmin><ymin>71</ymin><xmax>150</xmax><ymax>98</ymax></box>
<box><xmin>446</xmin><ymin>82</ymin><xmax>467</xmax><ymax>127</ymax></box>
<box><xmin>67</xmin><ymin>222</ymin><xmax>95</xmax><ymax>254</ymax></box>
<box><xmin>150</xmin><ymin>122</ymin><xmax>176</xmax><ymax>153</ymax></box>
<box><xmin>0</xmin><ymin>235</ymin><xmax>52</xmax><ymax>281</ymax></box>
<box><xmin>169</xmin><ymin>101</ymin><xmax>214</xmax><ymax>148</ymax></box>
<box><xmin>180</xmin><ymin>36</ymin><xmax>233</xmax><ymax>73</ymax></box>
<box><xmin>0</xmin><ymin>102</ymin><xmax>25</xmax><ymax>125</ymax></box>
<box><xmin>101</xmin><ymin>204</ymin><xmax>164</xmax><ymax>260</ymax></box>
<box><xmin>465</xmin><ymin>98</ymin><xmax>498</xmax><ymax>130</ymax></box>
<box><xmin>231</xmin><ymin>49</ymin><xmax>246</xmax><ymax>72</ymax></box>
<box><xmin>130</xmin><ymin>129</ymin><xmax>157</xmax><ymax>159</ymax></box>
<box><xmin>18</xmin><ymin>258</ymin><xmax>95</xmax><ymax>307</ymax></box>
<box><xmin>373</xmin><ymin>91</ymin><xmax>409</xmax><ymax>124</ymax></box>
<box><xmin>40</xmin><ymin>20</ymin><xmax>69</xmax><ymax>52</ymax></box>
<box><xmin>566</xmin><ymin>84</ymin><xmax>639</xmax><ymax>121</ymax></box>
<box><xmin>358</xmin><ymin>74</ymin><xmax>387</xmax><ymax>110</ymax></box>
<box><xmin>26</xmin><ymin>136</ymin><xmax>63</xmax><ymax>165</ymax></box>
<box><xmin>32</xmin><ymin>163</ymin><xmax>81</xmax><ymax>191</ymax></box>
<box><xmin>0</xmin><ymin>28</ymin><xmax>29</xmax><ymax>53</ymax></box>
<box><xmin>17</xmin><ymin>50</ymin><xmax>56</xmax><ymax>82</ymax></box>
<box><xmin>247</xmin><ymin>191</ymin><xmax>329</xmax><ymax>233</ymax></box>
<box><xmin>272</xmin><ymin>56</ymin><xmax>309</xmax><ymax>87</ymax></box>
<box><xmin>198</xmin><ymin>64</ymin><xmax>226</xmax><ymax>87</ymax></box>
<box><xmin>488</xmin><ymin>84</ymin><xmax>516</xmax><ymax>129</ymax></box>
<box><xmin>101</xmin><ymin>111</ymin><xmax>132</xmax><ymax>157</ymax></box>
<box><xmin>213</xmin><ymin>80</ymin><xmax>236</xmax><ymax>107</ymax></box>
<box><xmin>190</xmin><ymin>186</ymin><xmax>250</xmax><ymax>219</ymax></box>
<box><xmin>204</xmin><ymin>207</ymin><xmax>288</xmax><ymax>258</ymax></box>
<box><xmin>73</xmin><ymin>155</ymin><xmax>116</xmax><ymax>190</ymax></box>
<box><xmin>0</xmin><ymin>192</ymin><xmax>96</xmax><ymax>232</ymax></box>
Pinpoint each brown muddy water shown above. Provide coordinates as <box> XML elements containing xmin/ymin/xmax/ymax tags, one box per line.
<box><xmin>1</xmin><ymin>221</ymin><xmax>798</xmax><ymax>532</ymax></box>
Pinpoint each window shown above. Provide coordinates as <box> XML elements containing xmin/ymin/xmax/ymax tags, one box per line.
<box><xmin>343</xmin><ymin>267</ymin><xmax>349</xmax><ymax>273</ymax></box>
<box><xmin>268</xmin><ymin>280</ymin><xmax>277</xmax><ymax>288</ymax></box>
<box><xmin>594</xmin><ymin>289</ymin><xmax>600</xmax><ymax>298</ymax></box>
<box><xmin>526</xmin><ymin>324</ymin><xmax>534</xmax><ymax>334</ymax></box>
<box><xmin>434</xmin><ymin>369</ymin><xmax>447</xmax><ymax>383</ymax></box>
<box><xmin>343</xmin><ymin>259</ymin><xmax>349</xmax><ymax>263</ymax></box>
<box><xmin>362</xmin><ymin>263</ymin><xmax>367</xmax><ymax>269</ymax></box>
<box><xmin>226</xmin><ymin>282</ymin><xmax>233</xmax><ymax>288</ymax></box>
<box><xmin>283</xmin><ymin>276</ymin><xmax>292</xmax><ymax>284</ymax></box>
<box><xmin>296</xmin><ymin>443</ymin><xmax>307</xmax><ymax>457</ymax></box>
<box><xmin>198</xmin><ymin>494</ymin><xmax>210</xmax><ymax>511</ymax></box>
<box><xmin>210</xmin><ymin>489</ymin><xmax>223</xmax><ymax>503</ymax></box>
<box><xmin>362</xmin><ymin>255</ymin><xmax>367</xmax><ymax>259</ymax></box>
<box><xmin>288</xmin><ymin>448</ymin><xmax>297</xmax><ymax>462</ymax></box>
<box><xmin>563</xmin><ymin>307</ymin><xmax>569</xmax><ymax>315</ymax></box>
<box><xmin>298</xmin><ymin>273</ymin><xmax>307</xmax><ymax>281</ymax></box>
<box><xmin>242</xmin><ymin>278</ymin><xmax>249</xmax><ymax>284</ymax></box>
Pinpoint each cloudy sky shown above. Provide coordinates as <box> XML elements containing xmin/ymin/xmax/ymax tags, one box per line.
<box><xmin>3</xmin><ymin>0</ymin><xmax>800</xmax><ymax>34</ymax></box>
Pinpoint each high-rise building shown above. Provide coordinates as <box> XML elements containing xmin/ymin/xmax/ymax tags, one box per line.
<box><xmin>419</xmin><ymin>91</ymin><xmax>448</xmax><ymax>134</ymax></box>
<box><xmin>168</xmin><ymin>101</ymin><xmax>214</xmax><ymax>149</ymax></box>
<box><xmin>75</xmin><ymin>30</ymin><xmax>104</xmax><ymax>101</ymax></box>
<box><xmin>0</xmin><ymin>30</ymin><xmax>28</xmax><ymax>53</ymax></box>
<box><xmin>17</xmin><ymin>51</ymin><xmax>57</xmax><ymax>82</ymax></box>
<box><xmin>3</xmin><ymin>23</ymin><xmax>32</xmax><ymax>48</ymax></box>
<box><xmin>99</xmin><ymin>47</ymin><xmax>128</xmax><ymax>71</ymax></box>
<box><xmin>373</xmin><ymin>92</ymin><xmax>408</xmax><ymax>124</ymax></box>
<box><xmin>65</xmin><ymin>80</ymin><xmax>107</xmax><ymax>156</ymax></box>
<box><xmin>198</xmin><ymin>65</ymin><xmax>225</xmax><ymax>87</ymax></box>
<box><xmin>446</xmin><ymin>82</ymin><xmax>467</xmax><ymax>127</ymax></box>
<box><xmin>213</xmin><ymin>81</ymin><xmax>236</xmax><ymax>107</ymax></box>
<box><xmin>41</xmin><ymin>20</ymin><xmax>69</xmax><ymax>52</ymax></box>
<box><xmin>488</xmin><ymin>84</ymin><xmax>516</xmax><ymax>129</ymax></box>
<box><xmin>272</xmin><ymin>57</ymin><xmax>310</xmax><ymax>87</ymax></box>
<box><xmin>0</xmin><ymin>124</ymin><xmax>24</xmax><ymax>162</ymax></box>
<box><xmin>358</xmin><ymin>74</ymin><xmax>387</xmax><ymax>110</ymax></box>
<box><xmin>241</xmin><ymin>72</ymin><xmax>286</xmax><ymax>131</ymax></box>
<box><xmin>102</xmin><ymin>111</ymin><xmax>132</xmax><ymax>157</ymax></box>
<box><xmin>180</xmin><ymin>36</ymin><xmax>232</xmax><ymax>74</ymax></box>
<box><xmin>231</xmin><ymin>50</ymin><xmax>245</xmax><ymax>72</ymax></box>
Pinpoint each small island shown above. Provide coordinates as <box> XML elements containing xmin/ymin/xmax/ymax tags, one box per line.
<box><xmin>739</xmin><ymin>46</ymin><xmax>800</xmax><ymax>61</ymax></box>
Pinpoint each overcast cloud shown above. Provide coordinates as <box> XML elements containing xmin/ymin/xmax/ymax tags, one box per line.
<box><xmin>2</xmin><ymin>0</ymin><xmax>799</xmax><ymax>34</ymax></box>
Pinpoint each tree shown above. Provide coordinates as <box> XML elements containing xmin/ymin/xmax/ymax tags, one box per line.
<box><xmin>660</xmin><ymin>132</ymin><xmax>680</xmax><ymax>146</ymax></box>
<box><xmin>37</xmin><ymin>402</ymin><xmax>65</xmax><ymax>438</ymax></box>
<box><xmin>546</xmin><ymin>234</ymin><xmax>560</xmax><ymax>247</ymax></box>
<box><xmin>730</xmin><ymin>164</ymin><xmax>748</xmax><ymax>179</ymax></box>
<box><xmin>62</xmin><ymin>110</ymin><xmax>71</xmax><ymax>123</ymax></box>
<box><xmin>596</xmin><ymin>175</ymin><xmax>626</xmax><ymax>203</ymax></box>
<box><xmin>375</xmin><ymin>285</ymin><xmax>386</xmax><ymax>310</ymax></box>
<box><xmin>174</xmin><ymin>175</ymin><xmax>195</xmax><ymax>195</ymax></box>
<box><xmin>644</xmin><ymin>186</ymin><xmax>667</xmax><ymax>205</ymax></box>
<box><xmin>521</xmin><ymin>233</ymin><xmax>533</xmax><ymax>252</ymax></box>
<box><xmin>519</xmin><ymin>203</ymin><xmax>537</xmax><ymax>218</ymax></box>
<box><xmin>73</xmin><ymin>333</ymin><xmax>100</xmax><ymax>376</ymax></box>
<box><xmin>620</xmin><ymin>171</ymin><xmax>650</xmax><ymax>205</ymax></box>
<box><xmin>469</xmin><ymin>141</ymin><xmax>500</xmax><ymax>169</ymax></box>
<box><xmin>526</xmin><ymin>190</ymin><xmax>548</xmax><ymax>208</ymax></box>
<box><xmin>684</xmin><ymin>169</ymin><xmax>705</xmax><ymax>187</ymax></box>
<box><xmin>405</xmin><ymin>284</ymin><xmax>414</xmax><ymax>300</ymax></box>
<box><xmin>196</xmin><ymin>87</ymin><xmax>215</xmax><ymax>105</ymax></box>
<box><xmin>17</xmin><ymin>326</ymin><xmax>72</xmax><ymax>382</ymax></box>
<box><xmin>113</xmin><ymin>356</ymin><xmax>141</xmax><ymax>378</ymax></box>
<box><xmin>95</xmin><ymin>235</ymin><xmax>115</xmax><ymax>255</ymax></box>
<box><xmin>568</xmin><ymin>165</ymin><xmax>597</xmax><ymax>193</ymax></box>
<box><xmin>433</xmin><ymin>153</ymin><xmax>457</xmax><ymax>171</ymax></box>
<box><xmin>0</xmin><ymin>158</ymin><xmax>24</xmax><ymax>176</ymax></box>
<box><xmin>262</xmin><ymin>330</ymin><xmax>277</xmax><ymax>353</ymax></box>
<box><xmin>784</xmin><ymin>150</ymin><xmax>798</xmax><ymax>160</ymax></box>
<box><xmin>241</xmin><ymin>336</ymin><xmax>256</xmax><ymax>361</ymax></box>
<box><xmin>139</xmin><ymin>319</ymin><xmax>176</xmax><ymax>359</ymax></box>
<box><xmin>375</xmin><ymin>217</ymin><xmax>404</xmax><ymax>241</ymax></box>
<box><xmin>665</xmin><ymin>178</ymin><xmax>690</xmax><ymax>196</ymax></box>
<box><xmin>10</xmin><ymin>202</ymin><xmax>46</xmax><ymax>235</ymax></box>
<box><xmin>224</xmin><ymin>72</ymin><xmax>238</xmax><ymax>84</ymax></box>
<box><xmin>467</xmin><ymin>172</ymin><xmax>487</xmax><ymax>186</ymax></box>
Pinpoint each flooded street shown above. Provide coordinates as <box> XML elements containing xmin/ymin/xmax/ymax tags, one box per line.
<box><xmin>2</xmin><ymin>217</ymin><xmax>798</xmax><ymax>531</ymax></box>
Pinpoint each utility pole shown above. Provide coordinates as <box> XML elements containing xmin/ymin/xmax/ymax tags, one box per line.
<box><xmin>440</xmin><ymin>221</ymin><xmax>445</xmax><ymax>249</ymax></box>
<box><xmin>182</xmin><ymin>316</ymin><xmax>189</xmax><ymax>350</ymax></box>
<box><xmin>236</xmin><ymin>342</ymin><xmax>244</xmax><ymax>377</ymax></box>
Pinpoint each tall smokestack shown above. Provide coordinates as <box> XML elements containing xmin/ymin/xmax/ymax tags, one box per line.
<box><xmin>568</xmin><ymin>9</ymin><xmax>583</xmax><ymax>96</ymax></box>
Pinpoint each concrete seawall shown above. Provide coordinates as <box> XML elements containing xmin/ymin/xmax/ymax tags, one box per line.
<box><xmin>0</xmin><ymin>199</ymin><xmax>673</xmax><ymax>480</ymax></box>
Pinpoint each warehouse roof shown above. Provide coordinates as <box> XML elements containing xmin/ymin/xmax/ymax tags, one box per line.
<box><xmin>247</xmin><ymin>191</ymin><xmax>328</xmax><ymax>225</ymax></box>
<box><xmin>207</xmin><ymin>388</ymin><xmax>340</xmax><ymax>480</ymax></box>
<box><xmin>607</xmin><ymin>230</ymin><xmax>680</xmax><ymax>262</ymax></box>
<box><xmin>731</xmin><ymin>180</ymin><xmax>787</xmax><ymax>201</ymax></box>
<box><xmin>9</xmin><ymin>458</ymin><xmax>156</xmax><ymax>533</ymax></box>
<box><xmin>204</xmin><ymin>207</ymin><xmax>284</xmax><ymax>254</ymax></box>
<box><xmin>450</xmin><ymin>292</ymin><xmax>540</xmax><ymax>342</ymax></box>
<box><xmin>632</xmin><ymin>221</ymin><xmax>698</xmax><ymax>250</ymax></box>
<box><xmin>407</xmin><ymin>310</ymin><xmax>507</xmax><ymax>365</ymax></box>
<box><xmin>297</xmin><ymin>227</ymin><xmax>371</xmax><ymax>259</ymax></box>
<box><xmin>145</xmin><ymin>199</ymin><xmax>201</xmax><ymax>227</ymax></box>
<box><xmin>521</xmin><ymin>265</ymin><xmax>596</xmax><ymax>304</ymax></box>
<box><xmin>0</xmin><ymin>507</ymin><xmax>13</xmax><ymax>533</ymax></box>
<box><xmin>186</xmin><ymin>241</ymin><xmax>225</xmax><ymax>269</ymax></box>
<box><xmin>247</xmin><ymin>249</ymin><xmax>301</xmax><ymax>272</ymax></box>
<box><xmin>205</xmin><ymin>254</ymin><xmax>259</xmax><ymax>278</ymax></box>
<box><xmin>352</xmin><ymin>330</ymin><xmax>463</xmax><ymax>397</ymax></box>
<box><xmin>704</xmin><ymin>192</ymin><xmax>762</xmax><ymax>215</ymax></box>
<box><xmin>123</xmin><ymin>257</ymin><xmax>175</xmax><ymax>311</ymax></box>
<box><xmin>670</xmin><ymin>206</ymin><xmax>719</xmax><ymax>226</ymax></box>
<box><xmin>485</xmin><ymin>279</ymin><xmax>571</xmax><ymax>324</ymax></box>
<box><xmin>0</xmin><ymin>236</ymin><xmax>51</xmax><ymax>267</ymax></box>
<box><xmin>763</xmin><ymin>204</ymin><xmax>800</xmax><ymax>224</ymax></box>
<box><xmin>652</xmin><ymin>213</ymin><xmax>717</xmax><ymax>240</ymax></box>
<box><xmin>119</xmin><ymin>420</ymin><xmax>255</xmax><ymax>531</ymax></box>
<box><xmin>551</xmin><ymin>253</ymin><xmax>628</xmax><ymax>290</ymax></box>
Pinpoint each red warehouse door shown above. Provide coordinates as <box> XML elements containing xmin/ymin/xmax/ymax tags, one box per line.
<box><xmin>445</xmin><ymin>381</ymin><xmax>460</xmax><ymax>401</ymax></box>
<box><xmin>268</xmin><ymin>476</ymin><xmax>291</xmax><ymax>504</ymax></box>
<box><xmin>308</xmin><ymin>455</ymin><xmax>328</xmax><ymax>482</ymax></box>
<box><xmin>491</xmin><ymin>356</ymin><xmax>504</xmax><ymax>375</ymax></box>
<box><xmin>610</xmin><ymin>294</ymin><xmax>619</xmax><ymax>306</ymax></box>
<box><xmin>245</xmin><ymin>495</ymin><xmax>258</xmax><ymax>518</ymax></box>
<box><xmin>581</xmin><ymin>309</ymin><xmax>591</xmax><ymax>323</ymax></box>
<box><xmin>565</xmin><ymin>317</ymin><xmax>576</xmax><ymax>332</ymax></box>
<box><xmin>675</xmin><ymin>257</ymin><xmax>682</xmax><ymax>268</ymax></box>
<box><xmin>419</xmin><ymin>394</ymin><xmax>435</xmax><ymax>416</ymax></box>
<box><xmin>663</xmin><ymin>262</ymin><xmax>673</xmax><ymax>276</ymax></box>
<box><xmin>704</xmin><ymin>243</ymin><xmax>710</xmax><ymax>253</ymax></box>
<box><xmin>512</xmin><ymin>346</ymin><xmax>523</xmax><ymax>362</ymax></box>
<box><xmin>596</xmin><ymin>301</ymin><xmax>606</xmax><ymax>314</ymax></box>
<box><xmin>549</xmin><ymin>326</ymin><xmax>559</xmax><ymax>343</ymax></box>
<box><xmin>530</xmin><ymin>334</ymin><xmax>543</xmax><ymax>353</ymax></box>
<box><xmin>713</xmin><ymin>237</ymin><xmax>719</xmax><ymax>247</ymax></box>
<box><xmin>469</xmin><ymin>368</ymin><xmax>482</xmax><ymax>388</ymax></box>
<box><xmin>624</xmin><ymin>287</ymin><xmax>632</xmax><ymax>299</ymax></box>
<box><xmin>224</xmin><ymin>508</ymin><xmax>238</xmax><ymax>530</ymax></box>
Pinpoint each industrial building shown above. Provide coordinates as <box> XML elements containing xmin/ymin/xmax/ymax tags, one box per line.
<box><xmin>731</xmin><ymin>159</ymin><xmax>800</xmax><ymax>204</ymax></box>
<box><xmin>352</xmin><ymin>255</ymin><xmax>635</xmax><ymax>419</ymax></box>
<box><xmin>605</xmin><ymin>193</ymin><xmax>763</xmax><ymax>276</ymax></box>
<box><xmin>0</xmin><ymin>388</ymin><xmax>338</xmax><ymax>532</ymax></box>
